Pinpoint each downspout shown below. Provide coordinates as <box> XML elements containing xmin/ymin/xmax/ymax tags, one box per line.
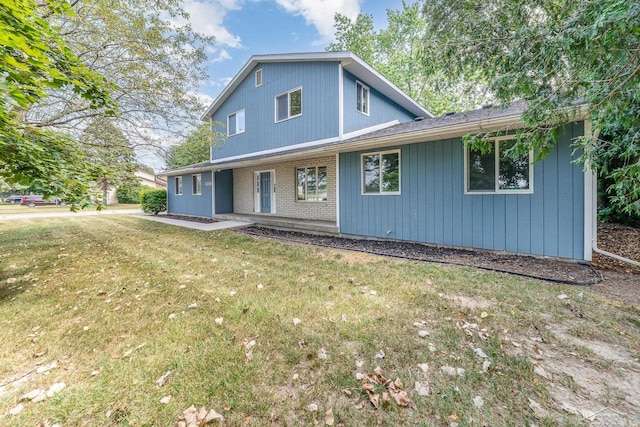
<box><xmin>588</xmin><ymin>127</ymin><xmax>640</xmax><ymax>268</ymax></box>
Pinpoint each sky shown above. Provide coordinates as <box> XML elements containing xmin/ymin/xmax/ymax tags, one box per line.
<box><xmin>183</xmin><ymin>0</ymin><xmax>406</xmax><ymax>105</ymax></box>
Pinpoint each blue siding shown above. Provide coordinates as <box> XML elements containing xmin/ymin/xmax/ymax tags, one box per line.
<box><xmin>342</xmin><ymin>71</ymin><xmax>415</xmax><ymax>134</ymax></box>
<box><xmin>211</xmin><ymin>62</ymin><xmax>340</xmax><ymax>160</ymax></box>
<box><xmin>339</xmin><ymin>124</ymin><xmax>587</xmax><ymax>260</ymax></box>
<box><xmin>167</xmin><ymin>171</ymin><xmax>212</xmax><ymax>218</ymax></box>
<box><xmin>214</xmin><ymin>169</ymin><xmax>233</xmax><ymax>214</ymax></box>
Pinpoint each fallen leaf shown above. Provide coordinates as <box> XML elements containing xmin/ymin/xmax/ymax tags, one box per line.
<box><xmin>155</xmin><ymin>371</ymin><xmax>171</xmax><ymax>387</ymax></box>
<box><xmin>474</xmin><ymin>348</ymin><xmax>488</xmax><ymax>358</ymax></box>
<box><xmin>557</xmin><ymin>294</ymin><xmax>568</xmax><ymax>300</ymax></box>
<box><xmin>318</xmin><ymin>348</ymin><xmax>328</xmax><ymax>360</ymax></box>
<box><xmin>46</xmin><ymin>382</ymin><xmax>65</xmax><ymax>398</ymax></box>
<box><xmin>168</xmin><ymin>313</ymin><xmax>177</xmax><ymax>320</ymax></box>
<box><xmin>307</xmin><ymin>403</ymin><xmax>318</xmax><ymax>412</ymax></box>
<box><xmin>473</xmin><ymin>396</ymin><xmax>484</xmax><ymax>408</ymax></box>
<box><xmin>20</xmin><ymin>389</ymin><xmax>45</xmax><ymax>402</ymax></box>
<box><xmin>188</xmin><ymin>303</ymin><xmax>197</xmax><ymax>309</ymax></box>
<box><xmin>214</xmin><ymin>317</ymin><xmax>223</xmax><ymax>325</ymax></box>
<box><xmin>292</xmin><ymin>318</ymin><xmax>302</xmax><ymax>326</ymax></box>
<box><xmin>418</xmin><ymin>330</ymin><xmax>430</xmax><ymax>338</ymax></box>
<box><xmin>375</xmin><ymin>349</ymin><xmax>385</xmax><ymax>359</ymax></box>
<box><xmin>417</xmin><ymin>363</ymin><xmax>429</xmax><ymax>373</ymax></box>
<box><xmin>325</xmin><ymin>408</ymin><xmax>334</xmax><ymax>426</ymax></box>
<box><xmin>160</xmin><ymin>395</ymin><xmax>171</xmax><ymax>404</ymax></box>
<box><xmin>245</xmin><ymin>340</ymin><xmax>256</xmax><ymax>350</ymax></box>
<box><xmin>205</xmin><ymin>408</ymin><xmax>224</xmax><ymax>422</ymax></box>
<box><xmin>90</xmin><ymin>367</ymin><xmax>102</xmax><ymax>376</ymax></box>
<box><xmin>414</xmin><ymin>380</ymin><xmax>430</xmax><ymax>396</ymax></box>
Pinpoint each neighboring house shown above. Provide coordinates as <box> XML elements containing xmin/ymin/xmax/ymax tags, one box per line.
<box><xmin>105</xmin><ymin>170</ymin><xmax>167</xmax><ymax>205</ymax></box>
<box><xmin>164</xmin><ymin>52</ymin><xmax>595</xmax><ymax>263</ymax></box>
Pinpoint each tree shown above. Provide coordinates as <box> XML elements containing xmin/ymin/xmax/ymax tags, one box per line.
<box><xmin>2</xmin><ymin>0</ymin><xmax>213</xmax><ymax>207</ymax></box>
<box><xmin>165</xmin><ymin>123</ymin><xmax>224</xmax><ymax>170</ymax></box>
<box><xmin>1</xmin><ymin>0</ymin><xmax>114</xmax><ymax>206</ymax></box>
<box><xmin>25</xmin><ymin>0</ymin><xmax>214</xmax><ymax>152</ymax></box>
<box><xmin>327</xmin><ymin>1</ymin><xmax>490</xmax><ymax>115</ymax></box>
<box><xmin>421</xmin><ymin>0</ymin><xmax>640</xmax><ymax>217</ymax></box>
<box><xmin>81</xmin><ymin>117</ymin><xmax>139</xmax><ymax>201</ymax></box>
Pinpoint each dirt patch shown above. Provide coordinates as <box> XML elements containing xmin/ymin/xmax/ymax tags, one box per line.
<box><xmin>530</xmin><ymin>323</ymin><xmax>640</xmax><ymax>426</ymax></box>
<box><xmin>445</xmin><ymin>295</ymin><xmax>493</xmax><ymax>310</ymax></box>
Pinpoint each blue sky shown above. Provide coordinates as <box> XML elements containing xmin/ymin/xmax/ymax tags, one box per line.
<box><xmin>181</xmin><ymin>0</ymin><xmax>406</xmax><ymax>104</ymax></box>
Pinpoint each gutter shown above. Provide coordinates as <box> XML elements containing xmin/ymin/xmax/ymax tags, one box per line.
<box><xmin>588</xmin><ymin>126</ymin><xmax>640</xmax><ymax>268</ymax></box>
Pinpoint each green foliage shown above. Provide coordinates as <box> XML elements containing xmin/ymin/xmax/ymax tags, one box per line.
<box><xmin>421</xmin><ymin>0</ymin><xmax>640</xmax><ymax>216</ymax></box>
<box><xmin>327</xmin><ymin>2</ymin><xmax>490</xmax><ymax>115</ymax></box>
<box><xmin>140</xmin><ymin>189</ymin><xmax>166</xmax><ymax>215</ymax></box>
<box><xmin>165</xmin><ymin>122</ymin><xmax>225</xmax><ymax>169</ymax></box>
<box><xmin>116</xmin><ymin>185</ymin><xmax>144</xmax><ymax>204</ymax></box>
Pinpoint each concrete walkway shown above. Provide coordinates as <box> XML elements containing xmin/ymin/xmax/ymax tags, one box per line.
<box><xmin>135</xmin><ymin>215</ymin><xmax>253</xmax><ymax>231</ymax></box>
<box><xmin>0</xmin><ymin>208</ymin><xmax>143</xmax><ymax>220</ymax></box>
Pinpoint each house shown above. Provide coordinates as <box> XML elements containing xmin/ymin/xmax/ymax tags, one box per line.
<box><xmin>164</xmin><ymin>52</ymin><xmax>595</xmax><ymax>263</ymax></box>
<box><xmin>104</xmin><ymin>170</ymin><xmax>167</xmax><ymax>205</ymax></box>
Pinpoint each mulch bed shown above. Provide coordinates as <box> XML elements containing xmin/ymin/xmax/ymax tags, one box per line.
<box><xmin>241</xmin><ymin>226</ymin><xmax>602</xmax><ymax>285</ymax></box>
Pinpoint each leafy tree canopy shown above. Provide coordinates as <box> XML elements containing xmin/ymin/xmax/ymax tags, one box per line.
<box><xmin>327</xmin><ymin>1</ymin><xmax>491</xmax><ymax>115</ymax></box>
<box><xmin>1</xmin><ymin>0</ymin><xmax>213</xmax><ymax>207</ymax></box>
<box><xmin>421</xmin><ymin>0</ymin><xmax>640</xmax><ymax>216</ymax></box>
<box><xmin>165</xmin><ymin>122</ymin><xmax>224</xmax><ymax>170</ymax></box>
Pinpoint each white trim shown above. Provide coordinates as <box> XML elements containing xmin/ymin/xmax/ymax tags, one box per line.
<box><xmin>361</xmin><ymin>149</ymin><xmax>401</xmax><ymax>196</ymax></box>
<box><xmin>584</xmin><ymin>120</ymin><xmax>595</xmax><ymax>261</ymax></box>
<box><xmin>275</xmin><ymin>87</ymin><xmax>302</xmax><ymax>123</ymax></box>
<box><xmin>164</xmin><ymin>113</ymin><xmax>526</xmax><ymax>176</ymax></box>
<box><xmin>211</xmin><ymin>171</ymin><xmax>216</xmax><ymax>216</ymax></box>
<box><xmin>201</xmin><ymin>51</ymin><xmax>432</xmax><ymax>120</ymax></box>
<box><xmin>338</xmin><ymin>64</ymin><xmax>344</xmax><ymax>138</ymax></box>
<box><xmin>192</xmin><ymin>173</ymin><xmax>202</xmax><ymax>195</ymax></box>
<box><xmin>255</xmin><ymin>69</ymin><xmax>262</xmax><ymax>87</ymax></box>
<box><xmin>208</xmin><ymin>121</ymin><xmax>399</xmax><ymax>166</ymax></box>
<box><xmin>254</xmin><ymin>169</ymin><xmax>276</xmax><ymax>214</ymax></box>
<box><xmin>227</xmin><ymin>109</ymin><xmax>245</xmax><ymax>137</ymax></box>
<box><xmin>335</xmin><ymin>153</ymin><xmax>340</xmax><ymax>231</ymax></box>
<box><xmin>356</xmin><ymin>80</ymin><xmax>370</xmax><ymax>116</ymax></box>
<box><xmin>463</xmin><ymin>135</ymin><xmax>534</xmax><ymax>195</ymax></box>
<box><xmin>175</xmin><ymin>176</ymin><xmax>183</xmax><ymax>195</ymax></box>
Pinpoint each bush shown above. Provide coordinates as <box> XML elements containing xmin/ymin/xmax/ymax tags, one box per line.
<box><xmin>140</xmin><ymin>189</ymin><xmax>167</xmax><ymax>215</ymax></box>
<box><xmin>116</xmin><ymin>185</ymin><xmax>145</xmax><ymax>204</ymax></box>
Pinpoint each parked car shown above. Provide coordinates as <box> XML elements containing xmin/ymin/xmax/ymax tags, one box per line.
<box><xmin>20</xmin><ymin>195</ymin><xmax>66</xmax><ymax>207</ymax></box>
<box><xmin>4</xmin><ymin>195</ymin><xmax>24</xmax><ymax>204</ymax></box>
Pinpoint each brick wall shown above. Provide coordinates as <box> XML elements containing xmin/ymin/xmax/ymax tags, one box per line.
<box><xmin>233</xmin><ymin>155</ymin><xmax>337</xmax><ymax>221</ymax></box>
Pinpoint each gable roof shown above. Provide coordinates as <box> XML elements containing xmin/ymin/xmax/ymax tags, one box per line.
<box><xmin>201</xmin><ymin>51</ymin><xmax>433</xmax><ymax>120</ymax></box>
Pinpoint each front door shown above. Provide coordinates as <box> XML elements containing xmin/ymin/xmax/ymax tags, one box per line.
<box><xmin>254</xmin><ymin>170</ymin><xmax>275</xmax><ymax>213</ymax></box>
<box><xmin>260</xmin><ymin>172</ymin><xmax>271</xmax><ymax>213</ymax></box>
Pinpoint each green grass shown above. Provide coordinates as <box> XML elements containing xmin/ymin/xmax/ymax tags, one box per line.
<box><xmin>0</xmin><ymin>203</ymin><xmax>140</xmax><ymax>215</ymax></box>
<box><xmin>0</xmin><ymin>216</ymin><xmax>638</xmax><ymax>426</ymax></box>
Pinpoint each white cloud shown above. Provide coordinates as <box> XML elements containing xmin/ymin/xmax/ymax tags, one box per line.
<box><xmin>273</xmin><ymin>0</ymin><xmax>362</xmax><ymax>42</ymax></box>
<box><xmin>211</xmin><ymin>49</ymin><xmax>233</xmax><ymax>63</ymax></box>
<box><xmin>192</xmin><ymin>91</ymin><xmax>215</xmax><ymax>108</ymax></box>
<box><xmin>175</xmin><ymin>0</ymin><xmax>243</xmax><ymax>48</ymax></box>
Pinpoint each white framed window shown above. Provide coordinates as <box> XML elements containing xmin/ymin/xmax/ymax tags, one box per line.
<box><xmin>356</xmin><ymin>81</ymin><xmax>370</xmax><ymax>115</ymax></box>
<box><xmin>362</xmin><ymin>150</ymin><xmax>400</xmax><ymax>195</ymax></box>
<box><xmin>175</xmin><ymin>176</ymin><xmax>183</xmax><ymax>195</ymax></box>
<box><xmin>465</xmin><ymin>136</ymin><xmax>533</xmax><ymax>194</ymax></box>
<box><xmin>227</xmin><ymin>109</ymin><xmax>245</xmax><ymax>136</ymax></box>
<box><xmin>192</xmin><ymin>174</ymin><xmax>202</xmax><ymax>195</ymax></box>
<box><xmin>297</xmin><ymin>166</ymin><xmax>328</xmax><ymax>202</ymax></box>
<box><xmin>255</xmin><ymin>69</ymin><xmax>262</xmax><ymax>87</ymax></box>
<box><xmin>275</xmin><ymin>87</ymin><xmax>302</xmax><ymax>122</ymax></box>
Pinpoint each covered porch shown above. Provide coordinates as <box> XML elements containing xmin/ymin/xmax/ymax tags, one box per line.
<box><xmin>213</xmin><ymin>213</ymin><xmax>338</xmax><ymax>235</ymax></box>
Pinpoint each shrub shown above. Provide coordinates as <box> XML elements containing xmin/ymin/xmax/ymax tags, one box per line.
<box><xmin>140</xmin><ymin>189</ymin><xmax>167</xmax><ymax>215</ymax></box>
<box><xmin>116</xmin><ymin>185</ymin><xmax>145</xmax><ymax>204</ymax></box>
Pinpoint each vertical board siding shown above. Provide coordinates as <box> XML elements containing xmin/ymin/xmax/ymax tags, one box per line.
<box><xmin>339</xmin><ymin>124</ymin><xmax>586</xmax><ymax>260</ymax></box>
<box><xmin>214</xmin><ymin>169</ymin><xmax>234</xmax><ymax>214</ymax></box>
<box><xmin>211</xmin><ymin>62</ymin><xmax>340</xmax><ymax>160</ymax></box>
<box><xmin>342</xmin><ymin>71</ymin><xmax>415</xmax><ymax>134</ymax></box>
<box><xmin>167</xmin><ymin>171</ymin><xmax>213</xmax><ymax>218</ymax></box>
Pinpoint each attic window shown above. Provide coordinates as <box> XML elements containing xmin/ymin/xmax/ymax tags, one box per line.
<box><xmin>356</xmin><ymin>81</ymin><xmax>369</xmax><ymax>115</ymax></box>
<box><xmin>255</xmin><ymin>69</ymin><xmax>262</xmax><ymax>87</ymax></box>
<box><xmin>275</xmin><ymin>87</ymin><xmax>302</xmax><ymax>122</ymax></box>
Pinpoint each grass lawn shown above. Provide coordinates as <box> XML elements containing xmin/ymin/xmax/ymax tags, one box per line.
<box><xmin>0</xmin><ymin>204</ymin><xmax>140</xmax><ymax>215</ymax></box>
<box><xmin>0</xmin><ymin>216</ymin><xmax>638</xmax><ymax>426</ymax></box>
